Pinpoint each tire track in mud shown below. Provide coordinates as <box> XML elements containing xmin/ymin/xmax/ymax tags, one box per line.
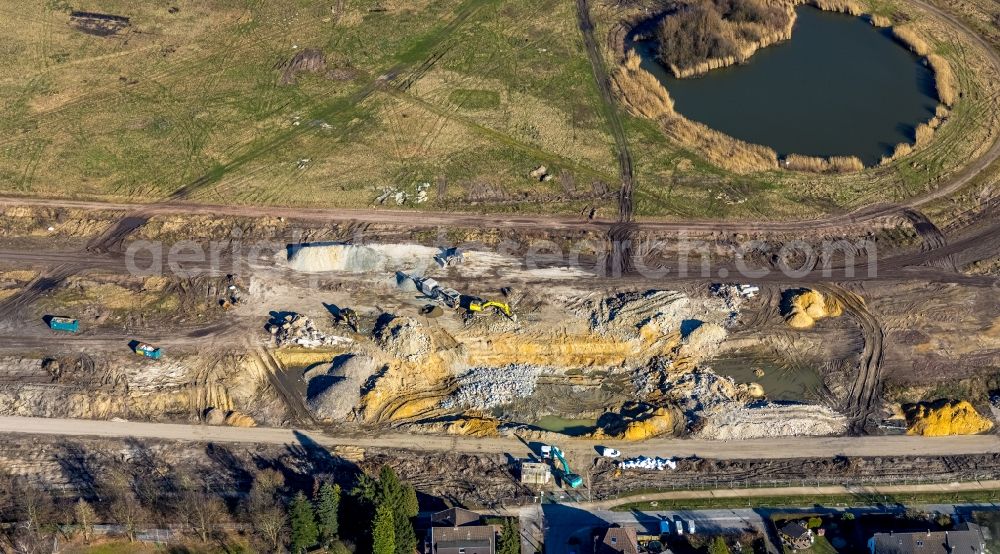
<box><xmin>902</xmin><ymin>208</ymin><xmax>959</xmax><ymax>271</ymax></box>
<box><xmin>576</xmin><ymin>0</ymin><xmax>636</xmax><ymax>276</ymax></box>
<box><xmin>255</xmin><ymin>346</ymin><xmax>317</xmax><ymax>428</ymax></box>
<box><xmin>816</xmin><ymin>284</ymin><xmax>885</xmax><ymax>435</ymax></box>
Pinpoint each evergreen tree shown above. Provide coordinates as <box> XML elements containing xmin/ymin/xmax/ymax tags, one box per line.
<box><xmin>288</xmin><ymin>491</ymin><xmax>318</xmax><ymax>554</ymax></box>
<box><xmin>498</xmin><ymin>518</ymin><xmax>520</xmax><ymax>554</ymax></box>
<box><xmin>315</xmin><ymin>482</ymin><xmax>341</xmax><ymax>546</ymax></box>
<box><xmin>708</xmin><ymin>536</ymin><xmax>732</xmax><ymax>554</ymax></box>
<box><xmin>372</xmin><ymin>501</ymin><xmax>396</xmax><ymax>554</ymax></box>
<box><xmin>378</xmin><ymin>466</ymin><xmax>417</xmax><ymax>554</ymax></box>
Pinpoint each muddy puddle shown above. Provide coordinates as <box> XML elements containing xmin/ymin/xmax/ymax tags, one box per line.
<box><xmin>710</xmin><ymin>354</ymin><xmax>824</xmax><ymax>402</ymax></box>
<box><xmin>530</xmin><ymin>415</ymin><xmax>598</xmax><ymax>436</ymax></box>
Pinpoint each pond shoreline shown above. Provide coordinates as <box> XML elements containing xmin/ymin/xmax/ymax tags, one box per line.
<box><xmin>616</xmin><ymin>0</ymin><xmax>952</xmax><ymax>172</ymax></box>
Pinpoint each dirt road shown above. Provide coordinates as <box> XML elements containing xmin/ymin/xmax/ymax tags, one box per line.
<box><xmin>1</xmin><ymin>415</ymin><xmax>998</xmax><ymax>461</ymax></box>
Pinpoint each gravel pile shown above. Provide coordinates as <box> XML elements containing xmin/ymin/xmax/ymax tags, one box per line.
<box><xmin>266</xmin><ymin>313</ymin><xmax>350</xmax><ymax>348</ymax></box>
<box><xmin>307</xmin><ymin>355</ymin><xmax>379</xmax><ymax>421</ymax></box>
<box><xmin>443</xmin><ymin>364</ymin><xmax>543</xmax><ymax>410</ymax></box>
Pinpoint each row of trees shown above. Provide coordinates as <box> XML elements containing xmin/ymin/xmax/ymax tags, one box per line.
<box><xmin>0</xmin><ymin>461</ymin><xmax>428</xmax><ymax>554</ymax></box>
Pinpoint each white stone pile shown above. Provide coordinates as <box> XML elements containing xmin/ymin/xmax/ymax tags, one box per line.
<box><xmin>618</xmin><ymin>456</ymin><xmax>678</xmax><ymax>471</ymax></box>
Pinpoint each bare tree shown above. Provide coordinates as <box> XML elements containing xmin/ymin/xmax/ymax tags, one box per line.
<box><xmin>73</xmin><ymin>499</ymin><xmax>97</xmax><ymax>543</ymax></box>
<box><xmin>180</xmin><ymin>486</ymin><xmax>229</xmax><ymax>542</ymax></box>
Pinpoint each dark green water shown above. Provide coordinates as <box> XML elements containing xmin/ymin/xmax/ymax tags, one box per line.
<box><xmin>632</xmin><ymin>7</ymin><xmax>938</xmax><ymax>165</ymax></box>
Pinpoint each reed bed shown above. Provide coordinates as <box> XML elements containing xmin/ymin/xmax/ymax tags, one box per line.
<box><xmin>784</xmin><ymin>154</ymin><xmax>864</xmax><ymax>173</ymax></box>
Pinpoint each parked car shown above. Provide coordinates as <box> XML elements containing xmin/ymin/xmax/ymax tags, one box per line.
<box><xmin>601</xmin><ymin>447</ymin><xmax>621</xmax><ymax>458</ymax></box>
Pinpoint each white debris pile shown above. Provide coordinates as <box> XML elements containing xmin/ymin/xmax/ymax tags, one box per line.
<box><xmin>711</xmin><ymin>283</ymin><xmax>758</xmax><ymax>323</ymax></box>
<box><xmin>373</xmin><ymin>316</ymin><xmax>432</xmax><ymax>361</ymax></box>
<box><xmin>618</xmin><ymin>456</ymin><xmax>677</xmax><ymax>471</ymax></box>
<box><xmin>696</xmin><ymin>403</ymin><xmax>848</xmax><ymax>440</ymax></box>
<box><xmin>590</xmin><ymin>290</ymin><xmax>689</xmax><ymax>339</ymax></box>
<box><xmin>266</xmin><ymin>313</ymin><xmax>351</xmax><ymax>348</ymax></box>
<box><xmin>285</xmin><ymin>242</ymin><xmax>439</xmax><ymax>273</ymax></box>
<box><xmin>443</xmin><ymin>364</ymin><xmax>543</xmax><ymax>410</ymax></box>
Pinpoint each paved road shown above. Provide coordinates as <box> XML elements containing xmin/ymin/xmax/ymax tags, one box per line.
<box><xmin>2</xmin><ymin>415</ymin><xmax>1000</xmax><ymax>461</ymax></box>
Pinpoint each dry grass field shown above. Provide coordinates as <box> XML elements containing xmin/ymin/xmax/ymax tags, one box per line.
<box><xmin>0</xmin><ymin>0</ymin><xmax>996</xmax><ymax>220</ymax></box>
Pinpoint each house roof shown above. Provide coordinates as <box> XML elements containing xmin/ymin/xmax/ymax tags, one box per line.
<box><xmin>431</xmin><ymin>507</ymin><xmax>482</xmax><ymax>527</ymax></box>
<box><xmin>429</xmin><ymin>525</ymin><xmax>496</xmax><ymax>554</ymax></box>
<box><xmin>595</xmin><ymin>526</ymin><xmax>639</xmax><ymax>554</ymax></box>
<box><xmin>870</xmin><ymin>523</ymin><xmax>985</xmax><ymax>554</ymax></box>
<box><xmin>780</xmin><ymin>522</ymin><xmax>811</xmax><ymax>540</ymax></box>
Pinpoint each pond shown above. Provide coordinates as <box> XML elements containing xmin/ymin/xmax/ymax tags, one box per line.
<box><xmin>630</xmin><ymin>6</ymin><xmax>939</xmax><ymax>165</ymax></box>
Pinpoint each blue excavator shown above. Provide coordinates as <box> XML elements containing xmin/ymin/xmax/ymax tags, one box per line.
<box><xmin>551</xmin><ymin>446</ymin><xmax>583</xmax><ymax>488</ymax></box>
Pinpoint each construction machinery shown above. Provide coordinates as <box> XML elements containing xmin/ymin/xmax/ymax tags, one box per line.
<box><xmin>551</xmin><ymin>446</ymin><xmax>583</xmax><ymax>488</ymax></box>
<box><xmin>466</xmin><ymin>298</ymin><xmax>514</xmax><ymax>320</ymax></box>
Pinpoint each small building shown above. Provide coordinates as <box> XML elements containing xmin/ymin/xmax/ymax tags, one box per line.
<box><xmin>779</xmin><ymin>521</ymin><xmax>815</xmax><ymax>551</ymax></box>
<box><xmin>520</xmin><ymin>461</ymin><xmax>552</xmax><ymax>486</ymax></box>
<box><xmin>868</xmin><ymin>523</ymin><xmax>987</xmax><ymax>553</ymax></box>
<box><xmin>594</xmin><ymin>526</ymin><xmax>639</xmax><ymax>554</ymax></box>
<box><xmin>425</xmin><ymin>508</ymin><xmax>497</xmax><ymax>554</ymax></box>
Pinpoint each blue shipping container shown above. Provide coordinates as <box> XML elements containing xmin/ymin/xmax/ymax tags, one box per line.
<box><xmin>48</xmin><ymin>317</ymin><xmax>79</xmax><ymax>333</ymax></box>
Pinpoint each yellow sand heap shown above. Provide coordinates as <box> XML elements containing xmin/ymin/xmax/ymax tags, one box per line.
<box><xmin>623</xmin><ymin>408</ymin><xmax>674</xmax><ymax>441</ymax></box>
<box><xmin>784</xmin><ymin>290</ymin><xmax>843</xmax><ymax>329</ymax></box>
<box><xmin>224</xmin><ymin>411</ymin><xmax>257</xmax><ymax>427</ymax></box>
<box><xmin>906</xmin><ymin>400</ymin><xmax>993</xmax><ymax>436</ymax></box>
<box><xmin>441</xmin><ymin>416</ymin><xmax>501</xmax><ymax>437</ymax></box>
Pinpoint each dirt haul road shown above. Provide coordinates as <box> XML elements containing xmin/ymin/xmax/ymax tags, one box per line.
<box><xmin>1</xmin><ymin>415</ymin><xmax>999</xmax><ymax>461</ymax></box>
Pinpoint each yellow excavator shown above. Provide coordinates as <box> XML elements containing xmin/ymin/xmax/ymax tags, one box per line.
<box><xmin>333</xmin><ymin>307</ymin><xmax>359</xmax><ymax>333</ymax></box>
<box><xmin>467</xmin><ymin>298</ymin><xmax>514</xmax><ymax>320</ymax></box>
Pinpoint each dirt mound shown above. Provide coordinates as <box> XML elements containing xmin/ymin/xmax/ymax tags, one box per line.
<box><xmin>285</xmin><ymin>242</ymin><xmax>438</xmax><ymax>273</ymax></box>
<box><xmin>783</xmin><ymin>289</ymin><xmax>843</xmax><ymax>329</ymax></box>
<box><xmin>373</xmin><ymin>316</ymin><xmax>432</xmax><ymax>361</ymax></box>
<box><xmin>443</xmin><ymin>364</ymin><xmax>543</xmax><ymax>410</ymax></box>
<box><xmin>307</xmin><ymin>355</ymin><xmax>379</xmax><ymax>421</ymax></box>
<box><xmin>278</xmin><ymin>48</ymin><xmax>326</xmax><ymax>85</ymax></box>
<box><xmin>905</xmin><ymin>400</ymin><xmax>994</xmax><ymax>436</ymax></box>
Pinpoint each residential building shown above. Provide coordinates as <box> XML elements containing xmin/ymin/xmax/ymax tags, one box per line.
<box><xmin>594</xmin><ymin>525</ymin><xmax>640</xmax><ymax>554</ymax></box>
<box><xmin>868</xmin><ymin>523</ymin><xmax>987</xmax><ymax>553</ymax></box>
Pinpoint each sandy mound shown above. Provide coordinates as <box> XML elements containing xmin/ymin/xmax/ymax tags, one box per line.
<box><xmin>285</xmin><ymin>242</ymin><xmax>438</xmax><ymax>273</ymax></box>
<box><xmin>783</xmin><ymin>289</ymin><xmax>842</xmax><ymax>329</ymax></box>
<box><xmin>679</xmin><ymin>322</ymin><xmax>727</xmax><ymax>358</ymax></box>
<box><xmin>623</xmin><ymin>408</ymin><xmax>675</xmax><ymax>441</ymax></box>
<box><xmin>307</xmin><ymin>355</ymin><xmax>379</xmax><ymax>421</ymax></box>
<box><xmin>905</xmin><ymin>400</ymin><xmax>994</xmax><ymax>436</ymax></box>
<box><xmin>373</xmin><ymin>316</ymin><xmax>432</xmax><ymax>361</ymax></box>
<box><xmin>224</xmin><ymin>411</ymin><xmax>256</xmax><ymax>427</ymax></box>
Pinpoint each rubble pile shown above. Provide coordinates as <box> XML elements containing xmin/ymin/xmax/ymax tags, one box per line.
<box><xmin>266</xmin><ymin>313</ymin><xmax>351</xmax><ymax>348</ymax></box>
<box><xmin>373</xmin><ymin>316</ymin><xmax>432</xmax><ymax>361</ymax></box>
<box><xmin>590</xmin><ymin>290</ymin><xmax>689</xmax><ymax>339</ymax></box>
<box><xmin>619</xmin><ymin>456</ymin><xmax>678</xmax><ymax>471</ymax></box>
<box><xmin>443</xmin><ymin>364</ymin><xmax>543</xmax><ymax>410</ymax></box>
